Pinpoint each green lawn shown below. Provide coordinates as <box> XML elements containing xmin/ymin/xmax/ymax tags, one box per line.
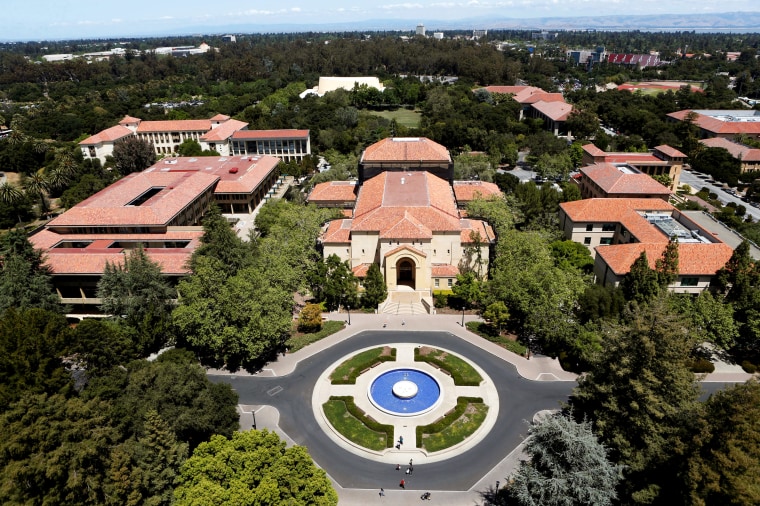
<box><xmin>418</xmin><ymin>399</ymin><xmax>488</xmax><ymax>452</ymax></box>
<box><xmin>466</xmin><ymin>321</ymin><xmax>527</xmax><ymax>356</ymax></box>
<box><xmin>323</xmin><ymin>399</ymin><xmax>389</xmax><ymax>451</ymax></box>
<box><xmin>366</xmin><ymin>108</ymin><xmax>421</xmax><ymax>128</ymax></box>
<box><xmin>415</xmin><ymin>346</ymin><xmax>483</xmax><ymax>386</ymax></box>
<box><xmin>286</xmin><ymin>320</ymin><xmax>345</xmax><ymax>353</ymax></box>
<box><xmin>329</xmin><ymin>346</ymin><xmax>395</xmax><ymax>384</ymax></box>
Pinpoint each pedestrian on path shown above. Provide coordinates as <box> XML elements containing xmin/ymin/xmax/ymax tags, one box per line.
<box><xmin>405</xmin><ymin>467</ymin><xmax>410</xmax><ymax>475</ymax></box>
<box><xmin>396</xmin><ymin>464</ymin><xmax>400</xmax><ymax>470</ymax></box>
<box><xmin>399</xmin><ymin>435</ymin><xmax>403</xmax><ymax>445</ymax></box>
<box><xmin>379</xmin><ymin>488</ymin><xmax>385</xmax><ymax>497</ymax></box>
<box><xmin>409</xmin><ymin>458</ymin><xmax>413</xmax><ymax>466</ymax></box>
<box><xmin>400</xmin><ymin>479</ymin><xmax>405</xmax><ymax>489</ymax></box>
<box><xmin>409</xmin><ymin>466</ymin><xmax>414</xmax><ymax>475</ymax></box>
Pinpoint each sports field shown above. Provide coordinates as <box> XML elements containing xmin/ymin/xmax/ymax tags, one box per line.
<box><xmin>367</xmin><ymin>108</ymin><xmax>421</xmax><ymax>128</ymax></box>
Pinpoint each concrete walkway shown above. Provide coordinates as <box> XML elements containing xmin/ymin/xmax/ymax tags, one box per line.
<box><xmin>208</xmin><ymin>312</ymin><xmax>754</xmax><ymax>506</ymax></box>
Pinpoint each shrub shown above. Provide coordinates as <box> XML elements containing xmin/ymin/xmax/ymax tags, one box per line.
<box><xmin>687</xmin><ymin>358</ymin><xmax>715</xmax><ymax>374</ymax></box>
<box><xmin>433</xmin><ymin>290</ymin><xmax>452</xmax><ymax>308</ymax></box>
<box><xmin>741</xmin><ymin>360</ymin><xmax>757</xmax><ymax>374</ymax></box>
<box><xmin>414</xmin><ymin>347</ymin><xmax>482</xmax><ymax>386</ymax></box>
<box><xmin>330</xmin><ymin>347</ymin><xmax>396</xmax><ymax>384</ymax></box>
<box><xmin>297</xmin><ymin>303</ymin><xmax>323</xmax><ymax>333</ymax></box>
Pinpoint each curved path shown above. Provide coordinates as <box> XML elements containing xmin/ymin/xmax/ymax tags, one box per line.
<box><xmin>208</xmin><ymin>314</ymin><xmax>749</xmax><ymax>505</ymax></box>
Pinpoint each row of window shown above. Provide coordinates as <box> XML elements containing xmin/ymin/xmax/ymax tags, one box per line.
<box><xmin>583</xmin><ymin>237</ymin><xmax>613</xmax><ymax>245</ymax></box>
<box><xmin>585</xmin><ymin>223</ymin><xmax>616</xmax><ymax>232</ymax></box>
<box><xmin>434</xmin><ymin>278</ymin><xmax>454</xmax><ymax>288</ymax></box>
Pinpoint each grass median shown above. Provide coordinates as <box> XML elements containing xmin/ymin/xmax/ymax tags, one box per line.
<box><xmin>417</xmin><ymin>397</ymin><xmax>488</xmax><ymax>452</ymax></box>
<box><xmin>330</xmin><ymin>346</ymin><xmax>396</xmax><ymax>384</ymax></box>
<box><xmin>414</xmin><ymin>346</ymin><xmax>482</xmax><ymax>385</ymax></box>
<box><xmin>323</xmin><ymin>396</ymin><xmax>393</xmax><ymax>451</ymax></box>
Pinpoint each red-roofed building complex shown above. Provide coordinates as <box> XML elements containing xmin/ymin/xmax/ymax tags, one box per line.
<box><xmin>308</xmin><ymin>137</ymin><xmax>498</xmax><ymax>312</ymax></box>
<box><xmin>478</xmin><ymin>86</ymin><xmax>574</xmax><ymax>136</ymax></box>
<box><xmin>559</xmin><ymin>198</ymin><xmax>733</xmax><ymax>293</ymax></box>
<box><xmin>581</xmin><ymin>143</ymin><xmax>686</xmax><ymax>190</ymax></box>
<box><xmin>81</xmin><ymin>114</ymin><xmax>254</xmax><ymax>164</ymax></box>
<box><xmin>578</xmin><ymin>163</ymin><xmax>672</xmax><ymax>200</ymax></box>
<box><xmin>30</xmin><ymin>155</ymin><xmax>282</xmax><ymax>308</ymax></box>
<box><xmin>699</xmin><ymin>137</ymin><xmax>760</xmax><ymax>173</ymax></box>
<box><xmin>667</xmin><ymin>109</ymin><xmax>760</xmax><ymax>141</ymax></box>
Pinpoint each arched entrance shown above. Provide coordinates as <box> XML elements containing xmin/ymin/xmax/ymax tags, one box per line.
<box><xmin>396</xmin><ymin>258</ymin><xmax>416</xmax><ymax>289</ymax></box>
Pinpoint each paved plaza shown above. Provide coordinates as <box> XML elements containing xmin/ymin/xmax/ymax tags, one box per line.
<box><xmin>208</xmin><ymin>313</ymin><xmax>752</xmax><ymax>506</ymax></box>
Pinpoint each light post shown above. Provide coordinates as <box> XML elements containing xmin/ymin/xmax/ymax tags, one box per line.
<box><xmin>527</xmin><ymin>336</ymin><xmax>533</xmax><ymax>360</ymax></box>
<box><xmin>496</xmin><ymin>480</ymin><xmax>500</xmax><ymax>491</ymax></box>
<box><xmin>252</xmin><ymin>410</ymin><xmax>257</xmax><ymax>430</ymax></box>
<box><xmin>347</xmin><ymin>302</ymin><xmax>351</xmax><ymax>325</ymax></box>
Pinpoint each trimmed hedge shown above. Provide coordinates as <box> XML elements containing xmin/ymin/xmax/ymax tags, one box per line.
<box><xmin>414</xmin><ymin>347</ymin><xmax>482</xmax><ymax>386</ymax></box>
<box><xmin>688</xmin><ymin>358</ymin><xmax>715</xmax><ymax>374</ymax></box>
<box><xmin>287</xmin><ymin>320</ymin><xmax>345</xmax><ymax>353</ymax></box>
<box><xmin>330</xmin><ymin>347</ymin><xmax>396</xmax><ymax>384</ymax></box>
<box><xmin>416</xmin><ymin>396</ymin><xmax>484</xmax><ymax>448</ymax></box>
<box><xmin>329</xmin><ymin>396</ymin><xmax>395</xmax><ymax>448</ymax></box>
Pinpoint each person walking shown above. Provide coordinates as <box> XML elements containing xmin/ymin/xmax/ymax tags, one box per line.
<box><xmin>409</xmin><ymin>458</ymin><xmax>413</xmax><ymax>466</ymax></box>
<box><xmin>409</xmin><ymin>466</ymin><xmax>414</xmax><ymax>475</ymax></box>
<box><xmin>399</xmin><ymin>435</ymin><xmax>404</xmax><ymax>445</ymax></box>
<box><xmin>379</xmin><ymin>488</ymin><xmax>385</xmax><ymax>497</ymax></box>
<box><xmin>396</xmin><ymin>464</ymin><xmax>401</xmax><ymax>470</ymax></box>
<box><xmin>399</xmin><ymin>479</ymin><xmax>405</xmax><ymax>489</ymax></box>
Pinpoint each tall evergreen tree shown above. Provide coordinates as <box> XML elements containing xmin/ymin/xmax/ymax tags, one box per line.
<box><xmin>569</xmin><ymin>298</ymin><xmax>703</xmax><ymax>504</ymax></box>
<box><xmin>112</xmin><ymin>137</ymin><xmax>156</xmax><ymax>176</ymax></box>
<box><xmin>192</xmin><ymin>203</ymin><xmax>250</xmax><ymax>277</ymax></box>
<box><xmin>361</xmin><ymin>263</ymin><xmax>387</xmax><ymax>308</ymax></box>
<box><xmin>655</xmin><ymin>238</ymin><xmax>679</xmax><ymax>288</ymax></box>
<box><xmin>505</xmin><ymin>412</ymin><xmax>622</xmax><ymax>506</ymax></box>
<box><xmin>620</xmin><ymin>251</ymin><xmax>660</xmax><ymax>304</ymax></box>
<box><xmin>0</xmin><ymin>229</ymin><xmax>59</xmax><ymax>312</ymax></box>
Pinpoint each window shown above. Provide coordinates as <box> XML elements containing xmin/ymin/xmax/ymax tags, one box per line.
<box><xmin>435</xmin><ymin>279</ymin><xmax>439</xmax><ymax>288</ymax></box>
<box><xmin>680</xmin><ymin>277</ymin><xmax>699</xmax><ymax>287</ymax></box>
<box><xmin>585</xmin><ymin>224</ymin><xmax>593</xmax><ymax>231</ymax></box>
<box><xmin>447</xmin><ymin>278</ymin><xmax>453</xmax><ymax>287</ymax></box>
<box><xmin>600</xmin><ymin>237</ymin><xmax>613</xmax><ymax>245</ymax></box>
<box><xmin>602</xmin><ymin>223</ymin><xmax>616</xmax><ymax>232</ymax></box>
<box><xmin>583</xmin><ymin>237</ymin><xmax>592</xmax><ymax>245</ymax></box>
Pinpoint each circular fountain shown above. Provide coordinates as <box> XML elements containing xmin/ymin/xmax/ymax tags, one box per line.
<box><xmin>368</xmin><ymin>368</ymin><xmax>442</xmax><ymax>416</ymax></box>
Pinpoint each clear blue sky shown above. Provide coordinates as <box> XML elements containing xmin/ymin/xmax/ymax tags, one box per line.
<box><xmin>3</xmin><ymin>0</ymin><xmax>759</xmax><ymax>41</ymax></box>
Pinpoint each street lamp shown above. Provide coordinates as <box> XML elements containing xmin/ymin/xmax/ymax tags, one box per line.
<box><xmin>346</xmin><ymin>303</ymin><xmax>351</xmax><ymax>325</ymax></box>
<box><xmin>252</xmin><ymin>410</ymin><xmax>257</xmax><ymax>430</ymax></box>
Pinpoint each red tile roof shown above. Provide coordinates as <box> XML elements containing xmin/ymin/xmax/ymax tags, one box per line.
<box><xmin>137</xmin><ymin>119</ymin><xmax>212</xmax><ymax>133</ymax></box>
<box><xmin>384</xmin><ymin>245</ymin><xmax>427</xmax><ymax>258</ymax></box>
<box><xmin>531</xmin><ymin>100</ymin><xmax>573</xmax><ymax>121</ymax></box>
<box><xmin>210</xmin><ymin>114</ymin><xmax>230</xmax><ymax>121</ymax></box>
<box><xmin>560</xmin><ymin>198</ymin><xmax>675</xmax><ymax>243</ymax></box>
<box><xmin>432</xmin><ymin>264</ymin><xmax>459</xmax><ymax>276</ymax></box>
<box><xmin>453</xmin><ymin>181</ymin><xmax>501</xmax><ymax>202</ymax></box>
<box><xmin>699</xmin><ymin>137</ymin><xmax>760</xmax><ymax>162</ymax></box>
<box><xmin>42</xmin><ymin>250</ymin><xmax>193</xmax><ymax>276</ymax></box>
<box><xmin>581</xmin><ymin>163</ymin><xmax>671</xmax><ymax>196</ymax></box>
<box><xmin>596</xmin><ymin>242</ymin><xmax>733</xmax><ymax>276</ymax></box>
<box><xmin>48</xmin><ymin>171</ymin><xmax>219</xmax><ymax>227</ymax></box>
<box><xmin>200</xmin><ymin>119</ymin><xmax>248</xmax><ymax>142</ymax></box>
<box><xmin>654</xmin><ymin>145</ymin><xmax>687</xmax><ymax>158</ymax></box>
<box><xmin>322</xmin><ymin>219</ymin><xmax>352</xmax><ymax>243</ymax></box>
<box><xmin>30</xmin><ymin>229</ymin><xmax>203</xmax><ymax>250</ymax></box>
<box><xmin>352</xmin><ymin>263</ymin><xmax>372</xmax><ymax>277</ymax></box>
<box><xmin>145</xmin><ymin>155</ymin><xmax>278</xmax><ymax>195</ymax></box>
<box><xmin>460</xmin><ymin>219</ymin><xmax>496</xmax><ymax>243</ymax></box>
<box><xmin>668</xmin><ymin>110</ymin><xmax>760</xmax><ymax>136</ymax></box>
<box><xmin>119</xmin><ymin>115</ymin><xmax>141</xmax><ymax>125</ymax></box>
<box><xmin>479</xmin><ymin>85</ymin><xmax>537</xmax><ymax>96</ymax></box>
<box><xmin>79</xmin><ymin>125</ymin><xmax>133</xmax><ymax>145</ymax></box>
<box><xmin>307</xmin><ymin>181</ymin><xmax>358</xmax><ymax>204</ymax></box>
<box><xmin>352</xmin><ymin>172</ymin><xmax>461</xmax><ymax>238</ymax></box>
<box><xmin>360</xmin><ymin>137</ymin><xmax>451</xmax><ymax>163</ymax></box>
<box><xmin>232</xmin><ymin>129</ymin><xmax>310</xmax><ymax>140</ymax></box>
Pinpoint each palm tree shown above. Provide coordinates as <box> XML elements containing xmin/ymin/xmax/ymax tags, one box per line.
<box><xmin>0</xmin><ymin>181</ymin><xmax>25</xmax><ymax>223</ymax></box>
<box><xmin>22</xmin><ymin>171</ymin><xmax>50</xmax><ymax>216</ymax></box>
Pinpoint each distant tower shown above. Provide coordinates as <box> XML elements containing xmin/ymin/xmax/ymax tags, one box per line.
<box><xmin>416</xmin><ymin>24</ymin><xmax>426</xmax><ymax>36</ymax></box>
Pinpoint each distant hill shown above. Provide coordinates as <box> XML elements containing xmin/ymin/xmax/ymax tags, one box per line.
<box><xmin>178</xmin><ymin>12</ymin><xmax>760</xmax><ymax>37</ymax></box>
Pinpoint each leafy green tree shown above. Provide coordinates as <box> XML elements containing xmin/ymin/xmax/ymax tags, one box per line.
<box><xmin>173</xmin><ymin>429</ymin><xmax>338</xmax><ymax>506</ymax></box>
<box><xmin>113</xmin><ymin>136</ymin><xmax>156</xmax><ymax>176</ymax></box>
<box><xmin>483</xmin><ymin>301</ymin><xmax>510</xmax><ymax>334</ymax></box>
<box><xmin>21</xmin><ymin>170</ymin><xmax>50</xmax><ymax>214</ymax></box>
<box><xmin>322</xmin><ymin>254</ymin><xmax>358</xmax><ymax>311</ymax></box>
<box><xmin>0</xmin><ymin>229</ymin><xmax>60</xmax><ymax>313</ymax></box>
<box><xmin>69</xmin><ymin>318</ymin><xmax>139</xmax><ymax>378</ymax></box>
<box><xmin>97</xmin><ymin>245</ymin><xmax>176</xmax><ymax>354</ymax></box>
<box><xmin>361</xmin><ymin>263</ymin><xmax>387</xmax><ymax>308</ymax></box>
<box><xmin>59</xmin><ymin>173</ymin><xmax>106</xmax><ymax>209</ymax></box>
<box><xmin>577</xmin><ymin>284</ymin><xmax>626</xmax><ymax>324</ymax></box>
<box><xmin>534</xmin><ymin>152</ymin><xmax>573</xmax><ymax>180</ymax></box>
<box><xmin>92</xmin><ymin>350</ymin><xmax>238</xmax><ymax>449</ymax></box>
<box><xmin>0</xmin><ymin>308</ymin><xmax>72</xmax><ymax>411</ymax></box>
<box><xmin>687</xmin><ymin>380</ymin><xmax>760</xmax><ymax>506</ymax></box>
<box><xmin>192</xmin><ymin>203</ymin><xmax>250</xmax><ymax>277</ymax></box>
<box><xmin>0</xmin><ymin>393</ymin><xmax>120</xmax><ymax>505</ymax></box>
<box><xmin>0</xmin><ymin>181</ymin><xmax>30</xmax><ymax>224</ymax></box>
<box><xmin>565</xmin><ymin>108</ymin><xmax>600</xmax><ymax>140</ymax></box>
<box><xmin>620</xmin><ymin>251</ymin><xmax>660</xmax><ymax>304</ymax></box>
<box><xmin>550</xmin><ymin>239</ymin><xmax>594</xmax><ymax>274</ymax></box>
<box><xmin>505</xmin><ymin>412</ymin><xmax>622</xmax><ymax>506</ymax></box>
<box><xmin>669</xmin><ymin>292</ymin><xmax>738</xmax><ymax>351</ymax></box>
<box><xmin>177</xmin><ymin>139</ymin><xmax>203</xmax><ymax>157</ymax></box>
<box><xmin>173</xmin><ymin>256</ymin><xmax>293</xmax><ymax>370</ymax></box>
<box><xmin>569</xmin><ymin>298</ymin><xmax>703</xmax><ymax>504</ymax></box>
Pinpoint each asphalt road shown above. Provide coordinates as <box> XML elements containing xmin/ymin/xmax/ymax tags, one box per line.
<box><xmin>210</xmin><ymin>330</ymin><xmax>574</xmax><ymax>491</ymax></box>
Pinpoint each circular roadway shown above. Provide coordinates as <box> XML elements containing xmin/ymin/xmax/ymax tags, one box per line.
<box><xmin>210</xmin><ymin>330</ymin><xmax>575</xmax><ymax>491</ymax></box>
